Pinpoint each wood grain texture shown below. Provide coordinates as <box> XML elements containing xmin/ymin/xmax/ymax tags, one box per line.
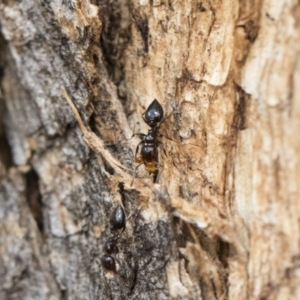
<box><xmin>0</xmin><ymin>0</ymin><xmax>299</xmax><ymax>299</ymax></box>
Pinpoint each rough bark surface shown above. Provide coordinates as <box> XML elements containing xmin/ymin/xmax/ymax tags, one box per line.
<box><xmin>0</xmin><ymin>0</ymin><xmax>300</xmax><ymax>299</ymax></box>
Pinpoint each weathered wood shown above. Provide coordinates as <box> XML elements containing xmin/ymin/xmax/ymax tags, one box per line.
<box><xmin>0</xmin><ymin>0</ymin><xmax>300</xmax><ymax>299</ymax></box>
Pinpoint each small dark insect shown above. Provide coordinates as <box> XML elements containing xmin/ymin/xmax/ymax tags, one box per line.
<box><xmin>132</xmin><ymin>99</ymin><xmax>164</xmax><ymax>182</ymax></box>
<box><xmin>110</xmin><ymin>204</ymin><xmax>126</xmax><ymax>230</ymax></box>
<box><xmin>101</xmin><ymin>254</ymin><xmax>116</xmax><ymax>272</ymax></box>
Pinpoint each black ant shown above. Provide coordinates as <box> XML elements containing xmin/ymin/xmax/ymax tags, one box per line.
<box><xmin>131</xmin><ymin>99</ymin><xmax>165</xmax><ymax>183</ymax></box>
<box><xmin>101</xmin><ymin>204</ymin><xmax>125</xmax><ymax>273</ymax></box>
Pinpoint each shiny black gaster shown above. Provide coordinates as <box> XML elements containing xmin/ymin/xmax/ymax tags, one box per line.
<box><xmin>110</xmin><ymin>204</ymin><xmax>126</xmax><ymax>230</ymax></box>
<box><xmin>143</xmin><ymin>99</ymin><xmax>164</xmax><ymax>128</ymax></box>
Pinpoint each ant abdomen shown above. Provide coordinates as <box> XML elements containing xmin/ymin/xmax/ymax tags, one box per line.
<box><xmin>143</xmin><ymin>99</ymin><xmax>164</xmax><ymax>128</ymax></box>
<box><xmin>110</xmin><ymin>204</ymin><xmax>126</xmax><ymax>230</ymax></box>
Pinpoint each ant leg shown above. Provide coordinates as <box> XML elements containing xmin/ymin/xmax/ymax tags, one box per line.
<box><xmin>158</xmin><ymin>111</ymin><xmax>174</xmax><ymax>126</ymax></box>
<box><xmin>102</xmin><ymin>272</ymin><xmax>113</xmax><ymax>298</ymax></box>
<box><xmin>130</xmin><ymin>163</ymin><xmax>143</xmax><ymax>187</ymax></box>
<box><xmin>126</xmin><ymin>133</ymin><xmax>146</xmax><ymax>141</ymax></box>
<box><xmin>158</xmin><ymin>132</ymin><xmax>178</xmax><ymax>144</ymax></box>
<box><xmin>155</xmin><ymin>167</ymin><xmax>164</xmax><ymax>183</ymax></box>
<box><xmin>157</xmin><ymin>140</ymin><xmax>168</xmax><ymax>157</ymax></box>
<box><xmin>130</xmin><ymin>142</ymin><xmax>145</xmax><ymax>186</ymax></box>
<box><xmin>126</xmin><ymin>206</ymin><xmax>142</xmax><ymax>221</ymax></box>
<box><xmin>151</xmin><ymin>163</ymin><xmax>164</xmax><ymax>183</ymax></box>
<box><xmin>134</xmin><ymin>141</ymin><xmax>141</xmax><ymax>156</ymax></box>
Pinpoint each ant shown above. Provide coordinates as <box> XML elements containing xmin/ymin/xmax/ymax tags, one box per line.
<box><xmin>131</xmin><ymin>99</ymin><xmax>165</xmax><ymax>184</ymax></box>
<box><xmin>101</xmin><ymin>204</ymin><xmax>125</xmax><ymax>273</ymax></box>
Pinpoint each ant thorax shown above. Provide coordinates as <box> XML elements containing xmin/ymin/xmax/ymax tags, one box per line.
<box><xmin>143</xmin><ymin>129</ymin><xmax>156</xmax><ymax>143</ymax></box>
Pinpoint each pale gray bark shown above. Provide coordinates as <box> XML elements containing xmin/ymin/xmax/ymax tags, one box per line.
<box><xmin>1</xmin><ymin>1</ymin><xmax>300</xmax><ymax>300</ymax></box>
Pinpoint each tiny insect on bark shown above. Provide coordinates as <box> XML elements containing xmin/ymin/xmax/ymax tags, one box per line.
<box><xmin>110</xmin><ymin>204</ymin><xmax>126</xmax><ymax>230</ymax></box>
<box><xmin>131</xmin><ymin>99</ymin><xmax>165</xmax><ymax>184</ymax></box>
<box><xmin>62</xmin><ymin>89</ymin><xmax>165</xmax><ymax>187</ymax></box>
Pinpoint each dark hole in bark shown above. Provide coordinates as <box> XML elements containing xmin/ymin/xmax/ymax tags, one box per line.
<box><xmin>25</xmin><ymin>169</ymin><xmax>44</xmax><ymax>234</ymax></box>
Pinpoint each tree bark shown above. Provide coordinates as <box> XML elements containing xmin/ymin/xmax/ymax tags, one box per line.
<box><xmin>1</xmin><ymin>0</ymin><xmax>300</xmax><ymax>299</ymax></box>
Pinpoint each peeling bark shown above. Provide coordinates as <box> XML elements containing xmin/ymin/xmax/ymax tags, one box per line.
<box><xmin>0</xmin><ymin>0</ymin><xmax>300</xmax><ymax>299</ymax></box>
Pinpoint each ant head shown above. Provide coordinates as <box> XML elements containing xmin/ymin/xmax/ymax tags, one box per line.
<box><xmin>143</xmin><ymin>99</ymin><xmax>164</xmax><ymax>128</ymax></box>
